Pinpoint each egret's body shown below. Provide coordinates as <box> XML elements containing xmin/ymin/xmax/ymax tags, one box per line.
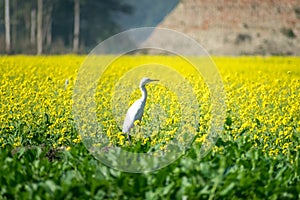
<box><xmin>122</xmin><ymin>77</ymin><xmax>158</xmax><ymax>141</ymax></box>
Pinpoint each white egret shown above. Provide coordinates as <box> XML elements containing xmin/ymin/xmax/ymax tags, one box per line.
<box><xmin>122</xmin><ymin>77</ymin><xmax>159</xmax><ymax>141</ymax></box>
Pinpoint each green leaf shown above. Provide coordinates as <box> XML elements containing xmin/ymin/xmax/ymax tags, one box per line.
<box><xmin>44</xmin><ymin>180</ymin><xmax>58</xmax><ymax>193</ymax></box>
<box><xmin>220</xmin><ymin>182</ymin><xmax>235</xmax><ymax>196</ymax></box>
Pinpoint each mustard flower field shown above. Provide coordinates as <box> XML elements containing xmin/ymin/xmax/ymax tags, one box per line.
<box><xmin>0</xmin><ymin>56</ymin><xmax>299</xmax><ymax>199</ymax></box>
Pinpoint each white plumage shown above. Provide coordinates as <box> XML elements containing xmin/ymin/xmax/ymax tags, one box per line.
<box><xmin>122</xmin><ymin>77</ymin><xmax>158</xmax><ymax>141</ymax></box>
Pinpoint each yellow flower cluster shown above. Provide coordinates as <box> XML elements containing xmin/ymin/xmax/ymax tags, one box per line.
<box><xmin>0</xmin><ymin>55</ymin><xmax>83</xmax><ymax>149</ymax></box>
<box><xmin>0</xmin><ymin>56</ymin><xmax>299</xmax><ymax>161</ymax></box>
<box><xmin>215</xmin><ymin>57</ymin><xmax>300</xmax><ymax>160</ymax></box>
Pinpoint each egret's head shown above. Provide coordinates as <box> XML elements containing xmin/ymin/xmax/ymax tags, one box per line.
<box><xmin>140</xmin><ymin>77</ymin><xmax>159</xmax><ymax>87</ymax></box>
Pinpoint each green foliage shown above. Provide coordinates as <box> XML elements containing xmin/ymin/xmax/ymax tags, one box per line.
<box><xmin>1</xmin><ymin>139</ymin><xmax>299</xmax><ymax>199</ymax></box>
<box><xmin>280</xmin><ymin>27</ymin><xmax>296</xmax><ymax>39</ymax></box>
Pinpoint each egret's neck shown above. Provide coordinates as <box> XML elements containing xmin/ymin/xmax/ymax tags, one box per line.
<box><xmin>140</xmin><ymin>85</ymin><xmax>147</xmax><ymax>102</ymax></box>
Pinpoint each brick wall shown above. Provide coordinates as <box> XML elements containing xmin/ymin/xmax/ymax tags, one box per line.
<box><xmin>148</xmin><ymin>0</ymin><xmax>300</xmax><ymax>55</ymax></box>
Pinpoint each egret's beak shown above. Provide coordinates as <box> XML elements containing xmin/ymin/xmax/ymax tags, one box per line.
<box><xmin>150</xmin><ymin>79</ymin><xmax>159</xmax><ymax>82</ymax></box>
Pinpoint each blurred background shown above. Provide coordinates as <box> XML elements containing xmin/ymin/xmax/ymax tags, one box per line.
<box><xmin>0</xmin><ymin>0</ymin><xmax>299</xmax><ymax>55</ymax></box>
